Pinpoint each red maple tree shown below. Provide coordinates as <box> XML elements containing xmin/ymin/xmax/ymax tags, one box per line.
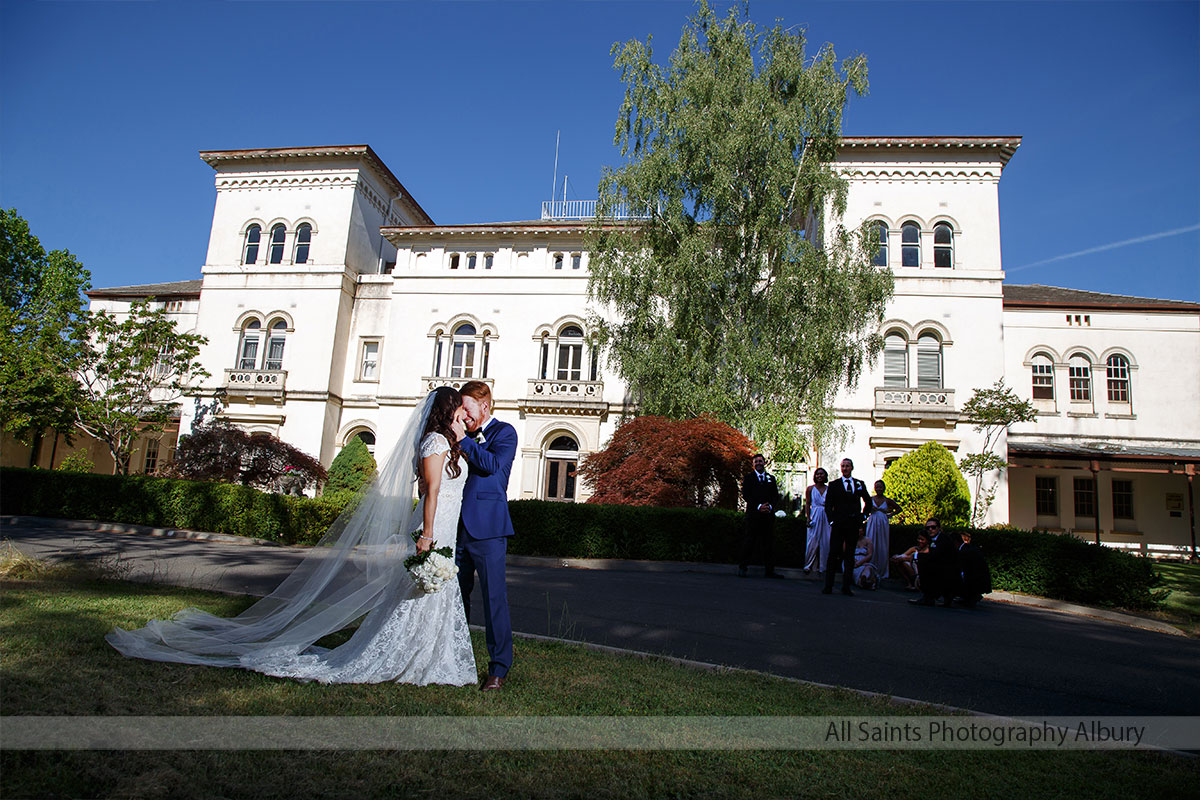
<box><xmin>577</xmin><ymin>416</ymin><xmax>754</xmax><ymax>508</ymax></box>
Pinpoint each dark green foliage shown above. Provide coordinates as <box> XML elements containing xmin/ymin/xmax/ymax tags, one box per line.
<box><xmin>882</xmin><ymin>442</ymin><xmax>972</xmax><ymax>526</ymax></box>
<box><xmin>509</xmin><ymin>500</ymin><xmax>808</xmax><ymax>565</ymax></box>
<box><xmin>888</xmin><ymin>524</ymin><xmax>1165</xmax><ymax>610</ymax></box>
<box><xmin>325</xmin><ymin>436</ymin><xmax>377</xmax><ymax>496</ymax></box>
<box><xmin>0</xmin><ymin>468</ymin><xmax>341</xmax><ymax>545</ymax></box>
<box><xmin>1</xmin><ymin>468</ymin><xmax>1164</xmax><ymax>610</ymax></box>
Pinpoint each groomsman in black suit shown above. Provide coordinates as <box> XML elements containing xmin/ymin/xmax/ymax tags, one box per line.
<box><xmin>740</xmin><ymin>453</ymin><xmax>783</xmax><ymax>579</ymax></box>
<box><xmin>910</xmin><ymin>518</ymin><xmax>957</xmax><ymax>607</ymax></box>
<box><xmin>823</xmin><ymin>458</ymin><xmax>873</xmax><ymax>595</ymax></box>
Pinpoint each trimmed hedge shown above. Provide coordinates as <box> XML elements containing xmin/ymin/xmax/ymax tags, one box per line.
<box><xmin>1</xmin><ymin>469</ymin><xmax>1165</xmax><ymax>610</ymax></box>
<box><xmin>0</xmin><ymin>468</ymin><xmax>341</xmax><ymax>545</ymax></box>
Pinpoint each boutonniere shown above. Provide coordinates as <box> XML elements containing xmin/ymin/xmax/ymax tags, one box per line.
<box><xmin>473</xmin><ymin>430</ymin><xmax>487</xmax><ymax>445</ymax></box>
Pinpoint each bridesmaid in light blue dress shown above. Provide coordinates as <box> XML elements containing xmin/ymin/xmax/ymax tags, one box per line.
<box><xmin>865</xmin><ymin>479</ymin><xmax>902</xmax><ymax>581</ymax></box>
<box><xmin>803</xmin><ymin>468</ymin><xmax>831</xmax><ymax>574</ymax></box>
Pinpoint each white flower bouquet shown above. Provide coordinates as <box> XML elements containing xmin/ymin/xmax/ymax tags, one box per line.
<box><xmin>404</xmin><ymin>542</ymin><xmax>458</xmax><ymax>594</ymax></box>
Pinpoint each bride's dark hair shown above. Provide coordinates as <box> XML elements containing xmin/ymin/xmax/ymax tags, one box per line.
<box><xmin>423</xmin><ymin>386</ymin><xmax>464</xmax><ymax>478</ymax></box>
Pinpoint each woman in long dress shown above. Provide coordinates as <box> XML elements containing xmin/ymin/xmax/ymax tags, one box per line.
<box><xmin>802</xmin><ymin>468</ymin><xmax>830</xmax><ymax>575</ymax></box>
<box><xmin>864</xmin><ymin>479</ymin><xmax>902</xmax><ymax>582</ymax></box>
<box><xmin>106</xmin><ymin>387</ymin><xmax>477</xmax><ymax>686</ymax></box>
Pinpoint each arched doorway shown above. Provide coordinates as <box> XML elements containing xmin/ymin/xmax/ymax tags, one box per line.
<box><xmin>543</xmin><ymin>434</ymin><xmax>579</xmax><ymax>502</ymax></box>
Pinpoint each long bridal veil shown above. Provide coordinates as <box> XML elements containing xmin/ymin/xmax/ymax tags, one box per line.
<box><xmin>107</xmin><ymin>394</ymin><xmax>437</xmax><ymax>668</ymax></box>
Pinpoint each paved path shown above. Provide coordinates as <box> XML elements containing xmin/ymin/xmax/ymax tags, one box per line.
<box><xmin>4</xmin><ymin>518</ymin><xmax>1198</xmax><ymax>718</ymax></box>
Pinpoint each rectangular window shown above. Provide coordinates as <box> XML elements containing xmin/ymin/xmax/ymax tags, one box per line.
<box><xmin>143</xmin><ymin>439</ymin><xmax>160</xmax><ymax>475</ymax></box>
<box><xmin>1073</xmin><ymin>477</ymin><xmax>1096</xmax><ymax>520</ymax></box>
<box><xmin>450</xmin><ymin>342</ymin><xmax>475</xmax><ymax>378</ymax></box>
<box><xmin>1032</xmin><ymin>363</ymin><xmax>1054</xmax><ymax>399</ymax></box>
<box><xmin>1069</xmin><ymin>365</ymin><xmax>1091</xmax><ymax>401</ymax></box>
<box><xmin>433</xmin><ymin>341</ymin><xmax>443</xmax><ymax>377</ymax></box>
<box><xmin>467</xmin><ymin>254</ymin><xmax>477</xmax><ymax>270</ymax></box>
<box><xmin>557</xmin><ymin>343</ymin><xmax>582</xmax><ymax>380</ymax></box>
<box><xmin>484</xmin><ymin>254</ymin><xmax>494</xmax><ymax>270</ymax></box>
<box><xmin>1035</xmin><ymin>476</ymin><xmax>1058</xmax><ymax>516</ymax></box>
<box><xmin>553</xmin><ymin>254</ymin><xmax>564</xmax><ymax>270</ymax></box>
<box><xmin>481</xmin><ymin>341</ymin><xmax>490</xmax><ymax>378</ymax></box>
<box><xmin>239</xmin><ymin>337</ymin><xmax>259</xmax><ymax>370</ymax></box>
<box><xmin>571</xmin><ymin>253</ymin><xmax>581</xmax><ymax>270</ymax></box>
<box><xmin>264</xmin><ymin>337</ymin><xmax>285</xmax><ymax>371</ymax></box>
<box><xmin>1107</xmin><ymin>361</ymin><xmax>1130</xmax><ymax>403</ymax></box>
<box><xmin>883</xmin><ymin>345</ymin><xmax>907</xmax><ymax>388</ymax></box>
<box><xmin>539</xmin><ymin>342</ymin><xmax>549</xmax><ymax>380</ymax></box>
<box><xmin>1112</xmin><ymin>479</ymin><xmax>1134</xmax><ymax>520</ymax></box>
<box><xmin>361</xmin><ymin>341</ymin><xmax>380</xmax><ymax>380</ymax></box>
<box><xmin>589</xmin><ymin>351</ymin><xmax>598</xmax><ymax>382</ymax></box>
<box><xmin>449</xmin><ymin>254</ymin><xmax>460</xmax><ymax>270</ymax></box>
<box><xmin>916</xmin><ymin>349</ymin><xmax>941</xmax><ymax>389</ymax></box>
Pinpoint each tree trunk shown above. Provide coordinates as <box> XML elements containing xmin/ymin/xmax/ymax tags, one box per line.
<box><xmin>28</xmin><ymin>430</ymin><xmax>43</xmax><ymax>468</ymax></box>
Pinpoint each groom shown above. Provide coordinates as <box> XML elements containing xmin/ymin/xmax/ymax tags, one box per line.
<box><xmin>455</xmin><ymin>380</ymin><xmax>517</xmax><ymax>691</ymax></box>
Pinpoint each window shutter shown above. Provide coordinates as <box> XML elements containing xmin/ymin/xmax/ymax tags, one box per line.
<box><xmin>917</xmin><ymin>336</ymin><xmax>941</xmax><ymax>389</ymax></box>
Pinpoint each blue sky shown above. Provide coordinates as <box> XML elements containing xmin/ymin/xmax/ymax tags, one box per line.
<box><xmin>2</xmin><ymin>1</ymin><xmax>1197</xmax><ymax>300</ymax></box>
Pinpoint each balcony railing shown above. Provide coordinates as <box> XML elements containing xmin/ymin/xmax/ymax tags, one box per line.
<box><xmin>225</xmin><ymin>369</ymin><xmax>286</xmax><ymax>390</ymax></box>
<box><xmin>422</xmin><ymin>376</ymin><xmax>494</xmax><ymax>393</ymax></box>
<box><xmin>527</xmin><ymin>379</ymin><xmax>604</xmax><ymax>400</ymax></box>
<box><xmin>540</xmin><ymin>200</ymin><xmax>654</xmax><ymax>221</ymax></box>
<box><xmin>873</xmin><ymin>387</ymin><xmax>956</xmax><ymax>423</ymax></box>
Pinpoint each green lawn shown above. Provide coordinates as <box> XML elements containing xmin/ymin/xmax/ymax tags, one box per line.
<box><xmin>1150</xmin><ymin>560</ymin><xmax>1200</xmax><ymax>636</ymax></box>
<box><xmin>1</xmin><ymin>568</ymin><xmax>1196</xmax><ymax>799</ymax></box>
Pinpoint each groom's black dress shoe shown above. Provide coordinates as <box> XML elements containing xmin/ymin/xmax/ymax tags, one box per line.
<box><xmin>481</xmin><ymin>676</ymin><xmax>505</xmax><ymax>692</ymax></box>
<box><xmin>841</xmin><ymin>588</ymin><xmax>854</xmax><ymax>596</ymax></box>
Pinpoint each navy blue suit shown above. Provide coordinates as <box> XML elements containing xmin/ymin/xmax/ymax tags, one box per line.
<box><xmin>456</xmin><ymin>416</ymin><xmax>517</xmax><ymax>678</ymax></box>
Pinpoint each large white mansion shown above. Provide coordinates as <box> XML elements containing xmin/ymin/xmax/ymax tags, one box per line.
<box><xmin>14</xmin><ymin>139</ymin><xmax>1199</xmax><ymax>555</ymax></box>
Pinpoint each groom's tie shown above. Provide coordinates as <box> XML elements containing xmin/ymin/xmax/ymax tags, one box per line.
<box><xmin>844</xmin><ymin>478</ymin><xmax>851</xmax><ymax>492</ymax></box>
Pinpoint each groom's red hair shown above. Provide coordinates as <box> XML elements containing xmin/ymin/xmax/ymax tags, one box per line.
<box><xmin>460</xmin><ymin>380</ymin><xmax>492</xmax><ymax>406</ymax></box>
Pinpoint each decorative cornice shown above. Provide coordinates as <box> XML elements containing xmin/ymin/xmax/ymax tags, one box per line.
<box><xmin>837</xmin><ymin>136</ymin><xmax>1021</xmax><ymax>167</ymax></box>
<box><xmin>200</xmin><ymin>144</ymin><xmax>434</xmax><ymax>225</ymax></box>
<box><xmin>839</xmin><ymin>166</ymin><xmax>1003</xmax><ymax>182</ymax></box>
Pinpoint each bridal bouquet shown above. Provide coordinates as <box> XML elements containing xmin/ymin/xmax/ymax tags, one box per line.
<box><xmin>404</xmin><ymin>537</ymin><xmax>458</xmax><ymax>593</ymax></box>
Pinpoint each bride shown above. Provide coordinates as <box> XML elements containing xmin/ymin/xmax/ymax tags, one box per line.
<box><xmin>106</xmin><ymin>387</ymin><xmax>477</xmax><ymax>686</ymax></box>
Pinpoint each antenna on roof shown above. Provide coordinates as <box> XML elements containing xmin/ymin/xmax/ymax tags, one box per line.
<box><xmin>551</xmin><ymin>130</ymin><xmax>560</xmax><ymax>203</ymax></box>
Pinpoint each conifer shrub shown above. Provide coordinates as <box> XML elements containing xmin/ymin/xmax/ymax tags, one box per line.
<box><xmin>324</xmin><ymin>437</ymin><xmax>377</xmax><ymax>498</ymax></box>
<box><xmin>882</xmin><ymin>442</ymin><xmax>972</xmax><ymax>526</ymax></box>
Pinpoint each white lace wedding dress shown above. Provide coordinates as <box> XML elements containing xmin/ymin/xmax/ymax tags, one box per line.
<box><xmin>239</xmin><ymin>433</ymin><xmax>477</xmax><ymax>685</ymax></box>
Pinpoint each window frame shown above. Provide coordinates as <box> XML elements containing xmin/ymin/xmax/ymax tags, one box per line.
<box><xmin>1073</xmin><ymin>476</ymin><xmax>1096</xmax><ymax>520</ymax></box>
<box><xmin>933</xmin><ymin>222</ymin><xmax>954</xmax><ymax>268</ymax></box>
<box><xmin>263</xmin><ymin>319</ymin><xmax>287</xmax><ymax>371</ymax></box>
<box><xmin>267</xmin><ymin>223</ymin><xmax>287</xmax><ymax>264</ymax></box>
<box><xmin>237</xmin><ymin>320</ymin><xmax>262</xmax><ymax>370</ymax></box>
<box><xmin>901</xmin><ymin>222</ymin><xmax>921</xmax><ymax>267</ymax></box>
<box><xmin>882</xmin><ymin>332</ymin><xmax>908</xmax><ymax>388</ymax></box>
<box><xmin>1106</xmin><ymin>354</ymin><xmax>1131</xmax><ymax>404</ymax></box>
<box><xmin>1031</xmin><ymin>354</ymin><xmax>1055</xmax><ymax>400</ymax></box>
<box><xmin>1035</xmin><ymin>475</ymin><xmax>1058</xmax><ymax>516</ymax></box>
<box><xmin>1112</xmin><ymin>479</ymin><xmax>1134</xmax><ymax>520</ymax></box>
<box><xmin>359</xmin><ymin>339</ymin><xmax>381</xmax><ymax>382</ymax></box>
<box><xmin>872</xmin><ymin>221</ymin><xmax>889</xmax><ymax>268</ymax></box>
<box><xmin>293</xmin><ymin>223</ymin><xmax>312</xmax><ymax>264</ymax></box>
<box><xmin>243</xmin><ymin>224</ymin><xmax>262</xmax><ymax>265</ymax></box>
<box><xmin>1068</xmin><ymin>355</ymin><xmax>1092</xmax><ymax>402</ymax></box>
<box><xmin>916</xmin><ymin>332</ymin><xmax>943</xmax><ymax>389</ymax></box>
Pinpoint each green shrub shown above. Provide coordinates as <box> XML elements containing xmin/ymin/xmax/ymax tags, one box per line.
<box><xmin>1</xmin><ymin>468</ymin><xmax>1163</xmax><ymax>610</ymax></box>
<box><xmin>882</xmin><ymin>442</ymin><xmax>972</xmax><ymax>526</ymax></box>
<box><xmin>54</xmin><ymin>452</ymin><xmax>94</xmax><ymax>473</ymax></box>
<box><xmin>325</xmin><ymin>437</ymin><xmax>376</xmax><ymax>496</ymax></box>
<box><xmin>0</xmin><ymin>467</ymin><xmax>343</xmax><ymax>545</ymax></box>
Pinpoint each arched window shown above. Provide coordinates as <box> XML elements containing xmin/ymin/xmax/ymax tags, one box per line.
<box><xmin>264</xmin><ymin>319</ymin><xmax>287</xmax><ymax>371</ymax></box>
<box><xmin>872</xmin><ymin>221</ymin><xmax>888</xmax><ymax>267</ymax></box>
<box><xmin>916</xmin><ymin>332</ymin><xmax>942</xmax><ymax>389</ymax></box>
<box><xmin>556</xmin><ymin>325</ymin><xmax>585</xmax><ymax>381</ymax></box>
<box><xmin>293</xmin><ymin>223</ymin><xmax>312</xmax><ymax>264</ymax></box>
<box><xmin>354</xmin><ymin>430</ymin><xmax>376</xmax><ymax>455</ymax></box>
<box><xmin>901</xmin><ymin>222</ymin><xmax>920</xmax><ymax>267</ymax></box>
<box><xmin>1068</xmin><ymin>355</ymin><xmax>1092</xmax><ymax>401</ymax></box>
<box><xmin>1106</xmin><ymin>354</ymin><xmax>1131</xmax><ymax>403</ymax></box>
<box><xmin>933</xmin><ymin>222</ymin><xmax>953</xmax><ymax>268</ymax></box>
<box><xmin>544</xmin><ymin>433</ymin><xmax>579</xmax><ymax>502</ymax></box>
<box><xmin>237</xmin><ymin>320</ymin><xmax>262</xmax><ymax>369</ymax></box>
<box><xmin>1031</xmin><ymin>353</ymin><xmax>1055</xmax><ymax>400</ymax></box>
<box><xmin>243</xmin><ymin>225</ymin><xmax>261</xmax><ymax>265</ymax></box>
<box><xmin>268</xmin><ymin>223</ymin><xmax>286</xmax><ymax>264</ymax></box>
<box><xmin>450</xmin><ymin>322</ymin><xmax>477</xmax><ymax>378</ymax></box>
<box><xmin>883</xmin><ymin>332</ymin><xmax>907</xmax><ymax>387</ymax></box>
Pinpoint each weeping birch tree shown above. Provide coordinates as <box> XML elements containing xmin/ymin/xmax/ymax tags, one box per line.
<box><xmin>587</xmin><ymin>1</ymin><xmax>893</xmax><ymax>458</ymax></box>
